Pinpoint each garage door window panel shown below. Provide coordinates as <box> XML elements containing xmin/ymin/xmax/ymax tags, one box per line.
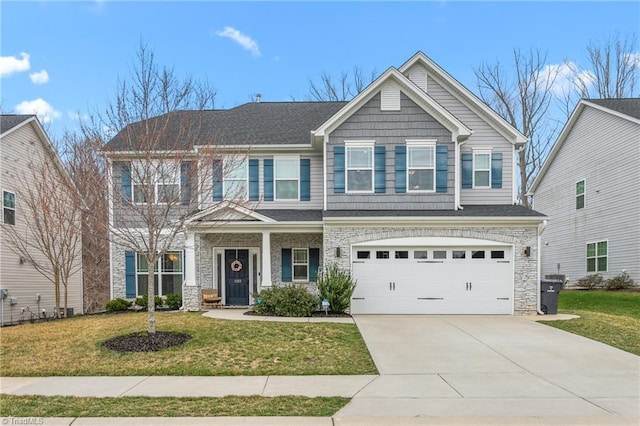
<box><xmin>347</xmin><ymin>145</ymin><xmax>373</xmax><ymax>192</ymax></box>
<box><xmin>472</xmin><ymin>250</ymin><xmax>485</xmax><ymax>259</ymax></box>
<box><xmin>376</xmin><ymin>251</ymin><xmax>389</xmax><ymax>259</ymax></box>
<box><xmin>414</xmin><ymin>250</ymin><xmax>428</xmax><ymax>259</ymax></box>
<box><xmin>491</xmin><ymin>250</ymin><xmax>505</xmax><ymax>259</ymax></box>
<box><xmin>433</xmin><ymin>250</ymin><xmax>447</xmax><ymax>259</ymax></box>
<box><xmin>356</xmin><ymin>251</ymin><xmax>370</xmax><ymax>259</ymax></box>
<box><xmin>452</xmin><ymin>250</ymin><xmax>466</xmax><ymax>259</ymax></box>
<box><xmin>395</xmin><ymin>250</ymin><xmax>409</xmax><ymax>259</ymax></box>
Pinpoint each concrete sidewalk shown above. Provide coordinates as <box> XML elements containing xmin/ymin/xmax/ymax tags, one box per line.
<box><xmin>201</xmin><ymin>308</ymin><xmax>355</xmax><ymax>323</ymax></box>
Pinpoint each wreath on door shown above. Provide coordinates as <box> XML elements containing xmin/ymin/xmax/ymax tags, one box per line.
<box><xmin>230</xmin><ymin>259</ymin><xmax>243</xmax><ymax>272</ymax></box>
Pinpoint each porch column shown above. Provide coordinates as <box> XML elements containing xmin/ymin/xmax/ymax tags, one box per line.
<box><xmin>184</xmin><ymin>232</ymin><xmax>196</xmax><ymax>287</ymax></box>
<box><xmin>261</xmin><ymin>231</ymin><xmax>272</xmax><ymax>287</ymax></box>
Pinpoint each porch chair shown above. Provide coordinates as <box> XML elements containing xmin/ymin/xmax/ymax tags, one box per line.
<box><xmin>202</xmin><ymin>289</ymin><xmax>222</xmax><ymax>309</ymax></box>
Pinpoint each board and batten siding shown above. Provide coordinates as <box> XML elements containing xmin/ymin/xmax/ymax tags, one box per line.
<box><xmin>326</xmin><ymin>93</ymin><xmax>455</xmax><ymax>210</ymax></box>
<box><xmin>534</xmin><ymin>106</ymin><xmax>640</xmax><ymax>283</ymax></box>
<box><xmin>404</xmin><ymin>63</ymin><xmax>514</xmax><ymax>205</ymax></box>
<box><xmin>0</xmin><ymin>122</ymin><xmax>83</xmax><ymax>325</ymax></box>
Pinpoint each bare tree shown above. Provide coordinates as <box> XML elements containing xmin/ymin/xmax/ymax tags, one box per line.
<box><xmin>306</xmin><ymin>66</ymin><xmax>377</xmax><ymax>101</ymax></box>
<box><xmin>475</xmin><ymin>49</ymin><xmax>561</xmax><ymax>207</ymax></box>
<box><xmin>64</xmin><ymin>131</ymin><xmax>110</xmax><ymax>313</ymax></box>
<box><xmin>4</xmin><ymin>144</ymin><xmax>83</xmax><ymax>318</ymax></box>
<box><xmin>83</xmin><ymin>43</ymin><xmax>247</xmax><ymax>334</ymax></box>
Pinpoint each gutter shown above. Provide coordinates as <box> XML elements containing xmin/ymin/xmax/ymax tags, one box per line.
<box><xmin>537</xmin><ymin>219</ymin><xmax>548</xmax><ymax>315</ymax></box>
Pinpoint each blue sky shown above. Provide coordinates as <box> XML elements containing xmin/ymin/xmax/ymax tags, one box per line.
<box><xmin>1</xmin><ymin>1</ymin><xmax>638</xmax><ymax>140</ymax></box>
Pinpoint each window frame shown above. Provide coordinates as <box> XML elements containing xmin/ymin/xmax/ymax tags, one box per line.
<box><xmin>406</xmin><ymin>140</ymin><xmax>436</xmax><ymax>193</ymax></box>
<box><xmin>472</xmin><ymin>150</ymin><xmax>492</xmax><ymax>189</ymax></box>
<box><xmin>274</xmin><ymin>156</ymin><xmax>300</xmax><ymax>201</ymax></box>
<box><xmin>131</xmin><ymin>160</ymin><xmax>181</xmax><ymax>205</ymax></box>
<box><xmin>2</xmin><ymin>190</ymin><xmax>16</xmax><ymax>225</ymax></box>
<box><xmin>576</xmin><ymin>179</ymin><xmax>585</xmax><ymax>210</ymax></box>
<box><xmin>586</xmin><ymin>240</ymin><xmax>607</xmax><ymax>273</ymax></box>
<box><xmin>136</xmin><ymin>251</ymin><xmax>184</xmax><ymax>297</ymax></box>
<box><xmin>345</xmin><ymin>141</ymin><xmax>375</xmax><ymax>193</ymax></box>
<box><xmin>292</xmin><ymin>248</ymin><xmax>309</xmax><ymax>282</ymax></box>
<box><xmin>223</xmin><ymin>158</ymin><xmax>249</xmax><ymax>200</ymax></box>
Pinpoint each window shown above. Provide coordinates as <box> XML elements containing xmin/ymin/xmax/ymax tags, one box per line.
<box><xmin>395</xmin><ymin>250</ymin><xmax>409</xmax><ymax>259</ymax></box>
<box><xmin>414</xmin><ymin>250</ymin><xmax>428</xmax><ymax>259</ymax></box>
<box><xmin>433</xmin><ymin>250</ymin><xmax>447</xmax><ymax>259</ymax></box>
<box><xmin>376</xmin><ymin>251</ymin><xmax>389</xmax><ymax>259</ymax></box>
<box><xmin>452</xmin><ymin>250</ymin><xmax>466</xmax><ymax>259</ymax></box>
<box><xmin>356</xmin><ymin>251</ymin><xmax>370</xmax><ymax>259</ymax></box>
<box><xmin>587</xmin><ymin>241</ymin><xmax>607</xmax><ymax>272</ymax></box>
<box><xmin>472</xmin><ymin>250</ymin><xmax>485</xmax><ymax>259</ymax></box>
<box><xmin>491</xmin><ymin>250</ymin><xmax>505</xmax><ymax>259</ymax></box>
<box><xmin>132</xmin><ymin>161</ymin><xmax>180</xmax><ymax>204</ymax></box>
<box><xmin>473</xmin><ymin>151</ymin><xmax>491</xmax><ymax>188</ymax></box>
<box><xmin>576</xmin><ymin>180</ymin><xmax>585</xmax><ymax>209</ymax></box>
<box><xmin>3</xmin><ymin>191</ymin><xmax>15</xmax><ymax>225</ymax></box>
<box><xmin>407</xmin><ymin>144</ymin><xmax>435</xmax><ymax>191</ymax></box>
<box><xmin>292</xmin><ymin>248</ymin><xmax>308</xmax><ymax>281</ymax></box>
<box><xmin>346</xmin><ymin>145</ymin><xmax>373</xmax><ymax>192</ymax></box>
<box><xmin>275</xmin><ymin>157</ymin><xmax>299</xmax><ymax>200</ymax></box>
<box><xmin>136</xmin><ymin>251</ymin><xmax>183</xmax><ymax>296</ymax></box>
<box><xmin>224</xmin><ymin>158</ymin><xmax>248</xmax><ymax>199</ymax></box>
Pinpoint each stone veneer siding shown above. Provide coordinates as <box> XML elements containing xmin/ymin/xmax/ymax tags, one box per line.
<box><xmin>270</xmin><ymin>233</ymin><xmax>323</xmax><ymax>294</ymax></box>
<box><xmin>323</xmin><ymin>224</ymin><xmax>539</xmax><ymax>315</ymax></box>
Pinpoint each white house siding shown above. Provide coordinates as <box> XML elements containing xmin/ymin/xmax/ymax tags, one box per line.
<box><xmin>422</xmin><ymin>72</ymin><xmax>515</xmax><ymax>205</ymax></box>
<box><xmin>323</xmin><ymin>223</ymin><xmax>540</xmax><ymax>314</ymax></box>
<box><xmin>0</xmin><ymin>121</ymin><xmax>83</xmax><ymax>325</ymax></box>
<box><xmin>534</xmin><ymin>107</ymin><xmax>640</xmax><ymax>283</ymax></box>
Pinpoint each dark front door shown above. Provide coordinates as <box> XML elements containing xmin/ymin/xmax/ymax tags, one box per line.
<box><xmin>225</xmin><ymin>249</ymin><xmax>250</xmax><ymax>305</ymax></box>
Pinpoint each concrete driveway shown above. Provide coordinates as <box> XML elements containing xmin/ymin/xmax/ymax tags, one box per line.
<box><xmin>337</xmin><ymin>315</ymin><xmax>639</xmax><ymax>420</ymax></box>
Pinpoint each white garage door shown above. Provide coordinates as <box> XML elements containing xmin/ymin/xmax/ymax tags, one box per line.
<box><xmin>350</xmin><ymin>245</ymin><xmax>513</xmax><ymax>314</ymax></box>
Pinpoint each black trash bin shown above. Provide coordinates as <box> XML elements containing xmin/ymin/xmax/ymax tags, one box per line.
<box><xmin>540</xmin><ymin>279</ymin><xmax>563</xmax><ymax>314</ymax></box>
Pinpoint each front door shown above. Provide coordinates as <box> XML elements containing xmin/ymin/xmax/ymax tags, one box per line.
<box><xmin>225</xmin><ymin>249</ymin><xmax>250</xmax><ymax>305</ymax></box>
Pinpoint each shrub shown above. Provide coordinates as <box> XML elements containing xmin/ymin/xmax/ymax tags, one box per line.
<box><xmin>605</xmin><ymin>271</ymin><xmax>634</xmax><ymax>290</ymax></box>
<box><xmin>317</xmin><ymin>263</ymin><xmax>357</xmax><ymax>313</ymax></box>
<box><xmin>105</xmin><ymin>298</ymin><xmax>132</xmax><ymax>312</ymax></box>
<box><xmin>135</xmin><ymin>295</ymin><xmax>164</xmax><ymax>310</ymax></box>
<box><xmin>165</xmin><ymin>293</ymin><xmax>183</xmax><ymax>310</ymax></box>
<box><xmin>575</xmin><ymin>274</ymin><xmax>604</xmax><ymax>290</ymax></box>
<box><xmin>253</xmin><ymin>284</ymin><xmax>317</xmax><ymax>317</ymax></box>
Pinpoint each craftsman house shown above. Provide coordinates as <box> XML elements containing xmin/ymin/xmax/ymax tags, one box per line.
<box><xmin>106</xmin><ymin>52</ymin><xmax>546</xmax><ymax>315</ymax></box>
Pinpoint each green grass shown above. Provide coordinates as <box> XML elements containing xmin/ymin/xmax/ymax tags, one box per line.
<box><xmin>540</xmin><ymin>290</ymin><xmax>640</xmax><ymax>356</ymax></box>
<box><xmin>0</xmin><ymin>311</ymin><xmax>377</xmax><ymax>376</ymax></box>
<box><xmin>0</xmin><ymin>395</ymin><xmax>350</xmax><ymax>417</ymax></box>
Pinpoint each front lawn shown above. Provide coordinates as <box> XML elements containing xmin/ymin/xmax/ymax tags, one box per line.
<box><xmin>0</xmin><ymin>395</ymin><xmax>350</xmax><ymax>417</ymax></box>
<box><xmin>0</xmin><ymin>312</ymin><xmax>377</xmax><ymax>376</ymax></box>
<box><xmin>540</xmin><ymin>290</ymin><xmax>640</xmax><ymax>356</ymax></box>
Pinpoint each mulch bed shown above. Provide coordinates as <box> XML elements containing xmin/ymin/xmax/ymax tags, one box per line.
<box><xmin>103</xmin><ymin>331</ymin><xmax>192</xmax><ymax>353</ymax></box>
<box><xmin>244</xmin><ymin>310</ymin><xmax>351</xmax><ymax>318</ymax></box>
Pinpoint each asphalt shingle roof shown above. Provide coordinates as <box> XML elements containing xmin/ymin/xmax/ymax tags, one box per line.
<box><xmin>0</xmin><ymin>114</ymin><xmax>33</xmax><ymax>135</ymax></box>
<box><xmin>323</xmin><ymin>205</ymin><xmax>545</xmax><ymax>218</ymax></box>
<box><xmin>586</xmin><ymin>98</ymin><xmax>640</xmax><ymax>120</ymax></box>
<box><xmin>105</xmin><ymin>102</ymin><xmax>347</xmax><ymax>151</ymax></box>
<box><xmin>256</xmin><ymin>209</ymin><xmax>323</xmax><ymax>222</ymax></box>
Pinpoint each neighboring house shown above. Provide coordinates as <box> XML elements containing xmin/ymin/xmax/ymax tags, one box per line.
<box><xmin>530</xmin><ymin>99</ymin><xmax>640</xmax><ymax>285</ymax></box>
<box><xmin>106</xmin><ymin>52</ymin><xmax>546</xmax><ymax>315</ymax></box>
<box><xmin>0</xmin><ymin>115</ymin><xmax>83</xmax><ymax>325</ymax></box>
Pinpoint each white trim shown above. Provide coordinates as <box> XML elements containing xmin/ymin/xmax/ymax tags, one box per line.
<box><xmin>292</xmin><ymin>247</ymin><xmax>310</xmax><ymax>282</ymax></box>
<box><xmin>323</xmin><ymin>134</ymin><xmax>328</xmax><ymax>210</ymax></box>
<box><xmin>575</xmin><ymin>178</ymin><xmax>586</xmax><ymax>210</ymax></box>
<box><xmin>472</xmin><ymin>150</ymin><xmax>492</xmax><ymax>189</ymax></box>
<box><xmin>406</xmin><ymin>142</ymin><xmax>436</xmax><ymax>193</ymax></box>
<box><xmin>1</xmin><ymin>189</ymin><xmax>16</xmax><ymax>225</ymax></box>
<box><xmin>185</xmin><ymin>201</ymin><xmax>277</xmax><ymax>224</ymax></box>
<box><xmin>222</xmin><ymin>157</ymin><xmax>249</xmax><ymax>201</ymax></box>
<box><xmin>352</xmin><ymin>236</ymin><xmax>512</xmax><ymax>247</ymax></box>
<box><xmin>586</xmin><ymin>239</ymin><xmax>608</xmax><ymax>273</ymax></box>
<box><xmin>345</xmin><ymin>142</ymin><xmax>375</xmax><ymax>194</ymax></box>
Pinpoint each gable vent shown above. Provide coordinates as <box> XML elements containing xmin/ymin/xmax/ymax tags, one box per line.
<box><xmin>380</xmin><ymin>82</ymin><xmax>401</xmax><ymax>111</ymax></box>
<box><xmin>409</xmin><ymin>69</ymin><xmax>427</xmax><ymax>92</ymax></box>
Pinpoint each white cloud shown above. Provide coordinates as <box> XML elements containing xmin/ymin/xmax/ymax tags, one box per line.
<box><xmin>0</xmin><ymin>52</ymin><xmax>30</xmax><ymax>77</ymax></box>
<box><xmin>68</xmin><ymin>111</ymin><xmax>89</xmax><ymax>121</ymax></box>
<box><xmin>624</xmin><ymin>52</ymin><xmax>640</xmax><ymax>66</ymax></box>
<box><xmin>215</xmin><ymin>26</ymin><xmax>261</xmax><ymax>57</ymax></box>
<box><xmin>14</xmin><ymin>98</ymin><xmax>62</xmax><ymax>123</ymax></box>
<box><xmin>29</xmin><ymin>69</ymin><xmax>50</xmax><ymax>85</ymax></box>
<box><xmin>539</xmin><ymin>62</ymin><xmax>594</xmax><ymax>97</ymax></box>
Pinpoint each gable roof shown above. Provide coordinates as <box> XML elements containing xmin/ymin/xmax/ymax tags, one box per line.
<box><xmin>0</xmin><ymin>114</ymin><xmax>35</xmax><ymax>136</ymax></box>
<box><xmin>398</xmin><ymin>52</ymin><xmax>528</xmax><ymax>145</ymax></box>
<box><xmin>105</xmin><ymin>102</ymin><xmax>347</xmax><ymax>152</ymax></box>
<box><xmin>312</xmin><ymin>67</ymin><xmax>473</xmax><ymax>142</ymax></box>
<box><xmin>529</xmin><ymin>98</ymin><xmax>640</xmax><ymax>194</ymax></box>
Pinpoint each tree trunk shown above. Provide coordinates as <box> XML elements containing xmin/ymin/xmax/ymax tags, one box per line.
<box><xmin>54</xmin><ymin>267</ymin><xmax>61</xmax><ymax>318</ymax></box>
<box><xmin>64</xmin><ymin>281</ymin><xmax>68</xmax><ymax>318</ymax></box>
<box><xmin>147</xmin><ymin>260</ymin><xmax>156</xmax><ymax>334</ymax></box>
<box><xmin>519</xmin><ymin>148</ymin><xmax>529</xmax><ymax>208</ymax></box>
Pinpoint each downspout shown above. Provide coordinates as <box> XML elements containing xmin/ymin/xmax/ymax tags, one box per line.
<box><xmin>322</xmin><ymin>134</ymin><xmax>328</xmax><ymax>211</ymax></box>
<box><xmin>537</xmin><ymin>219</ymin><xmax>548</xmax><ymax>315</ymax></box>
<box><xmin>455</xmin><ymin>138</ymin><xmax>468</xmax><ymax>210</ymax></box>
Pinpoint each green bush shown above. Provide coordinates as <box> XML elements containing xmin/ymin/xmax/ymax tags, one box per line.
<box><xmin>135</xmin><ymin>295</ymin><xmax>164</xmax><ymax>310</ymax></box>
<box><xmin>105</xmin><ymin>298</ymin><xmax>132</xmax><ymax>312</ymax></box>
<box><xmin>317</xmin><ymin>263</ymin><xmax>357</xmax><ymax>313</ymax></box>
<box><xmin>605</xmin><ymin>271</ymin><xmax>635</xmax><ymax>290</ymax></box>
<box><xmin>575</xmin><ymin>274</ymin><xmax>604</xmax><ymax>290</ymax></box>
<box><xmin>165</xmin><ymin>293</ymin><xmax>182</xmax><ymax>310</ymax></box>
<box><xmin>253</xmin><ymin>284</ymin><xmax>317</xmax><ymax>317</ymax></box>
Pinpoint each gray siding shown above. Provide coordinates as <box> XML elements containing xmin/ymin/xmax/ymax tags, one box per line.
<box><xmin>416</xmin><ymin>69</ymin><xmax>515</xmax><ymax>205</ymax></box>
<box><xmin>0</xmin><ymin>122</ymin><xmax>83</xmax><ymax>325</ymax></box>
<box><xmin>327</xmin><ymin>93</ymin><xmax>455</xmax><ymax>210</ymax></box>
<box><xmin>257</xmin><ymin>154</ymin><xmax>323</xmax><ymax>210</ymax></box>
<box><xmin>534</xmin><ymin>106</ymin><xmax>640</xmax><ymax>283</ymax></box>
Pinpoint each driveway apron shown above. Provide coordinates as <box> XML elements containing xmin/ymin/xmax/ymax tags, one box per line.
<box><xmin>336</xmin><ymin>315</ymin><xmax>640</xmax><ymax>419</ymax></box>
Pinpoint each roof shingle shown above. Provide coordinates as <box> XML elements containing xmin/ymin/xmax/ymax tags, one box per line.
<box><xmin>586</xmin><ymin>98</ymin><xmax>640</xmax><ymax>120</ymax></box>
<box><xmin>0</xmin><ymin>114</ymin><xmax>34</xmax><ymax>135</ymax></box>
